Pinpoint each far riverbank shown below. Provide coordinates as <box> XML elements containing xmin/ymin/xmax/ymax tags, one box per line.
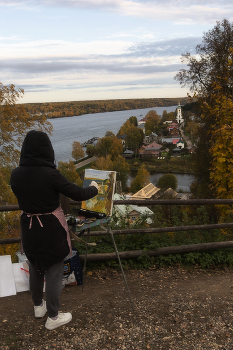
<box><xmin>127</xmin><ymin>155</ymin><xmax>195</xmax><ymax>175</ymax></box>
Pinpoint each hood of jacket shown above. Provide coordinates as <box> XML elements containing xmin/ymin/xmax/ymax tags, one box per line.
<box><xmin>19</xmin><ymin>130</ymin><xmax>56</xmax><ymax>168</ymax></box>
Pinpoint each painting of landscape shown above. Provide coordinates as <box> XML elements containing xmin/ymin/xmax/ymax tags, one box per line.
<box><xmin>81</xmin><ymin>169</ymin><xmax>116</xmax><ymax>216</ymax></box>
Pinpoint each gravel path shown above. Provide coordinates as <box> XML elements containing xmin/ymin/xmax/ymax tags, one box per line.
<box><xmin>1</xmin><ymin>267</ymin><xmax>233</xmax><ymax>349</ymax></box>
<box><xmin>179</xmin><ymin>124</ymin><xmax>193</xmax><ymax>149</ymax></box>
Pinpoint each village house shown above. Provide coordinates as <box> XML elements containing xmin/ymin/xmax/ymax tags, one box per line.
<box><xmin>138</xmin><ymin>117</ymin><xmax>147</xmax><ymax>125</ymax></box>
<box><xmin>159</xmin><ymin>188</ymin><xmax>190</xmax><ymax>200</ymax></box>
<box><xmin>139</xmin><ymin>141</ymin><xmax>162</xmax><ymax>159</ymax></box>
<box><xmin>172</xmin><ymin>139</ymin><xmax>180</xmax><ymax>146</ymax></box>
<box><xmin>122</xmin><ymin>149</ymin><xmax>134</xmax><ymax>158</ymax></box>
<box><xmin>176</xmin><ymin>138</ymin><xmax>185</xmax><ymax>149</ymax></box>
<box><xmin>161</xmin><ymin>137</ymin><xmax>180</xmax><ymax>145</ymax></box>
<box><xmin>130</xmin><ymin>183</ymin><xmax>162</xmax><ymax>200</ymax></box>
<box><xmin>117</xmin><ymin>134</ymin><xmax>127</xmax><ymax>148</ymax></box>
<box><xmin>161</xmin><ymin>187</ymin><xmax>178</xmax><ymax>199</ymax></box>
<box><xmin>138</xmin><ymin>123</ymin><xmax>145</xmax><ymax>134</ymax></box>
<box><xmin>172</xmin><ymin>147</ymin><xmax>182</xmax><ymax>155</ymax></box>
<box><xmin>188</xmin><ymin>145</ymin><xmax>197</xmax><ymax>153</ymax></box>
<box><xmin>129</xmin><ymin>184</ymin><xmax>191</xmax><ymax>202</ymax></box>
<box><xmin>144</xmin><ymin>132</ymin><xmax>158</xmax><ymax>144</ymax></box>
<box><xmin>167</xmin><ymin>121</ymin><xmax>178</xmax><ymax>131</ymax></box>
<box><xmin>169</xmin><ymin>127</ymin><xmax>180</xmax><ymax>137</ymax></box>
<box><xmin>113</xmin><ymin>193</ymin><xmax>153</xmax><ymax>225</ymax></box>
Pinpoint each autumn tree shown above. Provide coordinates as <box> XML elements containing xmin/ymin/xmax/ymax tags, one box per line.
<box><xmin>105</xmin><ymin>131</ymin><xmax>115</xmax><ymax>137</ymax></box>
<box><xmin>118</xmin><ymin>118</ymin><xmax>143</xmax><ymax>154</ymax></box>
<box><xmin>0</xmin><ymin>211</ymin><xmax>21</xmax><ymax>257</ymax></box>
<box><xmin>175</xmin><ymin>19</ymin><xmax>233</xmax><ymax>199</ymax></box>
<box><xmin>112</xmin><ymin>155</ymin><xmax>130</xmax><ymax>191</ymax></box>
<box><xmin>128</xmin><ymin>116</ymin><xmax>138</xmax><ymax>126</ymax></box>
<box><xmin>0</xmin><ymin>83</ymin><xmax>52</xmax><ymax>205</ymax></box>
<box><xmin>0</xmin><ymin>83</ymin><xmax>52</xmax><ymax>168</ymax></box>
<box><xmin>175</xmin><ymin>19</ymin><xmax>233</xmax><ymax>97</ymax></box>
<box><xmin>161</xmin><ymin>110</ymin><xmax>169</xmax><ymax>123</ymax></box>
<box><xmin>130</xmin><ymin>164</ymin><xmax>150</xmax><ymax>193</ymax></box>
<box><xmin>71</xmin><ymin>141</ymin><xmax>85</xmax><ymax>162</ymax></box>
<box><xmin>186</xmin><ymin>120</ymin><xmax>200</xmax><ymax>140</ymax></box>
<box><xmin>86</xmin><ymin>144</ymin><xmax>95</xmax><ymax>157</ymax></box>
<box><xmin>0</xmin><ymin>83</ymin><xmax>53</xmax><ymax>257</ymax></box>
<box><xmin>158</xmin><ymin>174</ymin><xmax>178</xmax><ymax>191</ymax></box>
<box><xmin>95</xmin><ymin>136</ymin><xmax>123</xmax><ymax>160</ymax></box>
<box><xmin>118</xmin><ymin>119</ymin><xmax>134</xmax><ymax>136</ymax></box>
<box><xmin>93</xmin><ymin>155</ymin><xmax>113</xmax><ymax>171</ymax></box>
<box><xmin>202</xmin><ymin>75</ymin><xmax>233</xmax><ymax>223</ymax></box>
<box><xmin>57</xmin><ymin>160</ymin><xmax>82</xmax><ymax>186</ymax></box>
<box><xmin>94</xmin><ymin>154</ymin><xmax>130</xmax><ymax>191</ymax></box>
<box><xmin>125</xmin><ymin>125</ymin><xmax>144</xmax><ymax>153</ymax></box>
<box><xmin>0</xmin><ymin>166</ymin><xmax>16</xmax><ymax>205</ymax></box>
<box><xmin>161</xmin><ymin>111</ymin><xmax>175</xmax><ymax>123</ymax></box>
<box><xmin>145</xmin><ymin>110</ymin><xmax>161</xmax><ymax>135</ymax></box>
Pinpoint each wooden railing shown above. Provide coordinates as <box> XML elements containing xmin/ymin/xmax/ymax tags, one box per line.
<box><xmin>1</xmin><ymin>199</ymin><xmax>233</xmax><ymax>261</ymax></box>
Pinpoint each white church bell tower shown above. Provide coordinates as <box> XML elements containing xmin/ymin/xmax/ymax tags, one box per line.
<box><xmin>176</xmin><ymin>102</ymin><xmax>184</xmax><ymax>124</ymax></box>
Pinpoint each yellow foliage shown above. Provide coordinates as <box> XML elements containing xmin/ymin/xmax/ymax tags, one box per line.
<box><xmin>95</xmin><ymin>136</ymin><xmax>123</xmax><ymax>160</ymax></box>
<box><xmin>0</xmin><ymin>82</ymin><xmax>53</xmax><ymax>168</ymax></box>
<box><xmin>208</xmin><ymin>95</ymin><xmax>233</xmax><ymax>201</ymax></box>
<box><xmin>57</xmin><ymin>160</ymin><xmax>82</xmax><ymax>186</ymax></box>
<box><xmin>94</xmin><ymin>155</ymin><xmax>113</xmax><ymax>171</ymax></box>
<box><xmin>131</xmin><ymin>164</ymin><xmax>150</xmax><ymax>193</ymax></box>
<box><xmin>206</xmin><ymin>91</ymin><xmax>233</xmax><ymax>223</ymax></box>
<box><xmin>71</xmin><ymin>141</ymin><xmax>85</xmax><ymax>162</ymax></box>
<box><xmin>0</xmin><ymin>211</ymin><xmax>21</xmax><ymax>258</ymax></box>
<box><xmin>0</xmin><ymin>82</ymin><xmax>53</xmax><ymax>259</ymax></box>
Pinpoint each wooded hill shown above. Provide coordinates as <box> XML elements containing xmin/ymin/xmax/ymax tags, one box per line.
<box><xmin>23</xmin><ymin>97</ymin><xmax>189</xmax><ymax>118</ymax></box>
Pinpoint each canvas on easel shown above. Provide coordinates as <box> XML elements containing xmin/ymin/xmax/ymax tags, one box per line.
<box><xmin>81</xmin><ymin>169</ymin><xmax>116</xmax><ymax>216</ymax></box>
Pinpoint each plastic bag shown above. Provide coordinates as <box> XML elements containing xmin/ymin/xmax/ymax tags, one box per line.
<box><xmin>62</xmin><ymin>248</ymin><xmax>83</xmax><ymax>286</ymax></box>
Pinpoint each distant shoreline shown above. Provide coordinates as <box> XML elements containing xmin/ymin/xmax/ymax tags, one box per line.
<box><xmin>23</xmin><ymin>97</ymin><xmax>189</xmax><ymax>119</ymax></box>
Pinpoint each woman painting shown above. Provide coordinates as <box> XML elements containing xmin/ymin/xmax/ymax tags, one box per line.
<box><xmin>10</xmin><ymin>130</ymin><xmax>98</xmax><ymax>330</ymax></box>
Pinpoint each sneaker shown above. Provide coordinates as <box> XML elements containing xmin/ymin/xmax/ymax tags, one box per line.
<box><xmin>45</xmin><ymin>312</ymin><xmax>72</xmax><ymax>330</ymax></box>
<box><xmin>34</xmin><ymin>300</ymin><xmax>47</xmax><ymax>318</ymax></box>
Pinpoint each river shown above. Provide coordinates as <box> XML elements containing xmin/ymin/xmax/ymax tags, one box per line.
<box><xmin>127</xmin><ymin>172</ymin><xmax>194</xmax><ymax>192</ymax></box>
<box><xmin>150</xmin><ymin>173</ymin><xmax>194</xmax><ymax>192</ymax></box>
<box><xmin>49</xmin><ymin>105</ymin><xmax>194</xmax><ymax>191</ymax></box>
<box><xmin>49</xmin><ymin>105</ymin><xmax>178</xmax><ymax>163</ymax></box>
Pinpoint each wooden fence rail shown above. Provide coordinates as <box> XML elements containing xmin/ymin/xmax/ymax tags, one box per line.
<box><xmin>1</xmin><ymin>198</ymin><xmax>233</xmax><ymax>212</ymax></box>
<box><xmin>1</xmin><ymin>199</ymin><xmax>233</xmax><ymax>260</ymax></box>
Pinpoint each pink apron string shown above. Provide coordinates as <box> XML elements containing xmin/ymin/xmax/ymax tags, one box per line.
<box><xmin>26</xmin><ymin>214</ymin><xmax>44</xmax><ymax>229</ymax></box>
<box><xmin>21</xmin><ymin>206</ymin><xmax>72</xmax><ymax>258</ymax></box>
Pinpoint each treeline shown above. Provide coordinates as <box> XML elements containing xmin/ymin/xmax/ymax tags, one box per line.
<box><xmin>23</xmin><ymin>97</ymin><xmax>189</xmax><ymax>118</ymax></box>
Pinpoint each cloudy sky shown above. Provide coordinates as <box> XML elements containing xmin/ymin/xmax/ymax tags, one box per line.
<box><xmin>0</xmin><ymin>0</ymin><xmax>233</xmax><ymax>103</ymax></box>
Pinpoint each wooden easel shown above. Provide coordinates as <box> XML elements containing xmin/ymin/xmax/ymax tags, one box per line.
<box><xmin>69</xmin><ymin>217</ymin><xmax>134</xmax><ymax>308</ymax></box>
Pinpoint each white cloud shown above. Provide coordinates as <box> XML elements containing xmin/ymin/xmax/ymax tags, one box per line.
<box><xmin>0</xmin><ymin>36</ymin><xmax>197</xmax><ymax>96</ymax></box>
<box><xmin>1</xmin><ymin>0</ymin><xmax>233</xmax><ymax>24</ymax></box>
<box><xmin>1</xmin><ymin>0</ymin><xmax>230</xmax><ymax>102</ymax></box>
<box><xmin>108</xmin><ymin>28</ymin><xmax>155</xmax><ymax>40</ymax></box>
<box><xmin>0</xmin><ymin>39</ymin><xmax>132</xmax><ymax>58</ymax></box>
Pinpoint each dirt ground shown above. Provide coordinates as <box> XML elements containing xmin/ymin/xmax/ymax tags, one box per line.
<box><xmin>1</xmin><ymin>266</ymin><xmax>233</xmax><ymax>350</ymax></box>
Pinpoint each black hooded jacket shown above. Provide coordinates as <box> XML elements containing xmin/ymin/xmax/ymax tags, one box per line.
<box><xmin>10</xmin><ymin>130</ymin><xmax>98</xmax><ymax>272</ymax></box>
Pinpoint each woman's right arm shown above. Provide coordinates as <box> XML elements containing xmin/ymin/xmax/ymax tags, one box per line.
<box><xmin>54</xmin><ymin>170</ymin><xmax>98</xmax><ymax>201</ymax></box>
